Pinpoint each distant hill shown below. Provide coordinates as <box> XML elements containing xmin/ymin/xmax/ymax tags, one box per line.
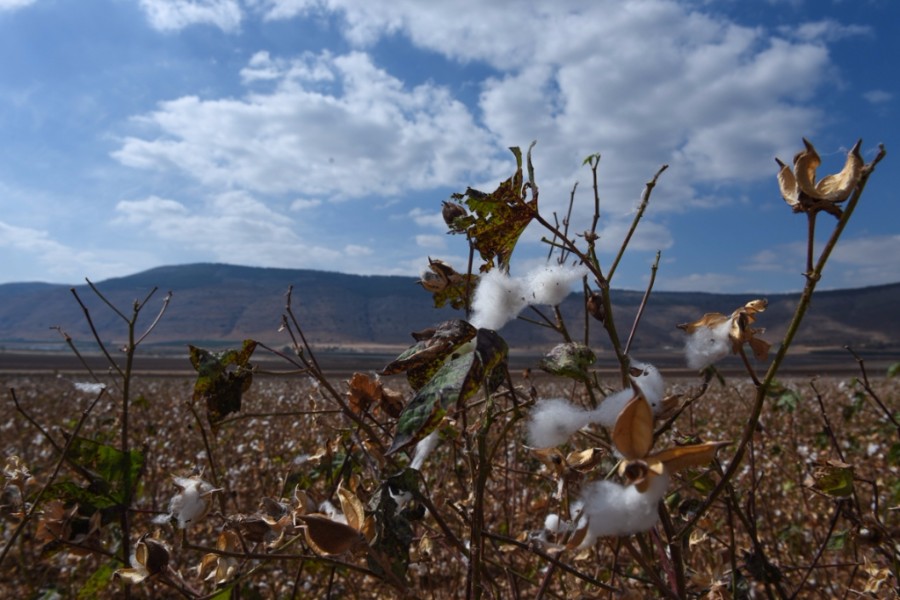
<box><xmin>1</xmin><ymin>263</ymin><xmax>898</xmax><ymax>368</ymax></box>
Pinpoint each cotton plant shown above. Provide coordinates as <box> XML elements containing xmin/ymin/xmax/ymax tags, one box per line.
<box><xmin>469</xmin><ymin>263</ymin><xmax>588</xmax><ymax>330</ymax></box>
<box><xmin>678</xmin><ymin>299</ymin><xmax>770</xmax><ymax>370</ymax></box>
<box><xmin>538</xmin><ymin>396</ymin><xmax>726</xmax><ymax>548</ymax></box>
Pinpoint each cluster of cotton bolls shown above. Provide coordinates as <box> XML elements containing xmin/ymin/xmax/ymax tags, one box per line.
<box><xmin>526</xmin><ymin>361</ymin><xmax>664</xmax><ymax>448</ymax></box>
<box><xmin>526</xmin><ymin>361</ymin><xmax>670</xmax><ymax>545</ymax></box>
<box><xmin>469</xmin><ymin>264</ymin><xmax>588</xmax><ymax>330</ymax></box>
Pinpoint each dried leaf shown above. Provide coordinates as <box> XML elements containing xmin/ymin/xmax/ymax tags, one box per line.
<box><xmin>612</xmin><ymin>396</ymin><xmax>653</xmax><ymax>460</ymax></box>
<box><xmin>565</xmin><ymin>448</ymin><xmax>604</xmax><ymax>472</ymax></box>
<box><xmin>189</xmin><ymin>340</ymin><xmax>257</xmax><ymax>430</ymax></box>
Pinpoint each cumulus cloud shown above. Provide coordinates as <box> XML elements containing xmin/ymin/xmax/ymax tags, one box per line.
<box><xmin>0</xmin><ymin>220</ymin><xmax>130</xmax><ymax>282</ymax></box>
<box><xmin>0</xmin><ymin>0</ymin><xmax>36</xmax><ymax>11</ymax></box>
<box><xmin>114</xmin><ymin>50</ymin><xmax>496</xmax><ymax>200</ymax></box>
<box><xmin>114</xmin><ymin>192</ymin><xmax>354</xmax><ymax>270</ymax></box>
<box><xmin>138</xmin><ymin>0</ymin><xmax>243</xmax><ymax>32</ymax></box>
<box><xmin>745</xmin><ymin>235</ymin><xmax>900</xmax><ymax>289</ymax></box>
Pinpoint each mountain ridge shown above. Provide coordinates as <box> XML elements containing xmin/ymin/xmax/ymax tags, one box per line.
<box><xmin>1</xmin><ymin>263</ymin><xmax>898</xmax><ymax>361</ymax></box>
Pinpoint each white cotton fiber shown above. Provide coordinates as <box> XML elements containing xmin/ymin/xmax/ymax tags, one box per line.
<box><xmin>574</xmin><ymin>473</ymin><xmax>669</xmax><ymax>547</ymax></box>
<box><xmin>524</xmin><ymin>264</ymin><xmax>588</xmax><ymax>306</ymax></box>
<box><xmin>587</xmin><ymin>360</ymin><xmax>665</xmax><ymax>428</ymax></box>
<box><xmin>526</xmin><ymin>398</ymin><xmax>592</xmax><ymax>447</ymax></box>
<box><xmin>470</xmin><ymin>270</ymin><xmax>528</xmax><ymax>330</ymax></box>
<box><xmin>588</xmin><ymin>388</ymin><xmax>635</xmax><ymax>429</ymax></box>
<box><xmin>629</xmin><ymin>360</ymin><xmax>664</xmax><ymax>411</ymax></box>
<box><xmin>684</xmin><ymin>320</ymin><xmax>732</xmax><ymax>369</ymax></box>
<box><xmin>410</xmin><ymin>430</ymin><xmax>440</xmax><ymax>470</ymax></box>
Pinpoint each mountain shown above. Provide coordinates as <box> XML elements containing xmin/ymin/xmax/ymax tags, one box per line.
<box><xmin>1</xmin><ymin>263</ymin><xmax>898</xmax><ymax>366</ymax></box>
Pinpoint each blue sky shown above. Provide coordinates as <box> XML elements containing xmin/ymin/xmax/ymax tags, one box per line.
<box><xmin>0</xmin><ymin>0</ymin><xmax>896</xmax><ymax>293</ymax></box>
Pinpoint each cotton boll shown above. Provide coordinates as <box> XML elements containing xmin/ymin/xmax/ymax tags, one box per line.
<box><xmin>525</xmin><ymin>264</ymin><xmax>588</xmax><ymax>306</ymax></box>
<box><xmin>575</xmin><ymin>473</ymin><xmax>669</xmax><ymax>547</ymax></box>
<box><xmin>526</xmin><ymin>398</ymin><xmax>591</xmax><ymax>447</ymax></box>
<box><xmin>469</xmin><ymin>270</ymin><xmax>528</xmax><ymax>330</ymax></box>
<box><xmin>588</xmin><ymin>388</ymin><xmax>634</xmax><ymax>429</ymax></box>
<box><xmin>410</xmin><ymin>430</ymin><xmax>440</xmax><ymax>470</ymax></box>
<box><xmin>684</xmin><ymin>320</ymin><xmax>732</xmax><ymax>369</ymax></box>
<box><xmin>629</xmin><ymin>360</ymin><xmax>664</xmax><ymax>411</ymax></box>
<box><xmin>169</xmin><ymin>476</ymin><xmax>219</xmax><ymax>529</ymax></box>
<box><xmin>588</xmin><ymin>361</ymin><xmax>665</xmax><ymax>428</ymax></box>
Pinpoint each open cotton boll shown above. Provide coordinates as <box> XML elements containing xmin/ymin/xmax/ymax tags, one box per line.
<box><xmin>588</xmin><ymin>388</ymin><xmax>634</xmax><ymax>429</ymax></box>
<box><xmin>684</xmin><ymin>319</ymin><xmax>732</xmax><ymax>369</ymax></box>
<box><xmin>410</xmin><ymin>430</ymin><xmax>440</xmax><ymax>470</ymax></box>
<box><xmin>588</xmin><ymin>361</ymin><xmax>665</xmax><ymax>428</ymax></box>
<box><xmin>167</xmin><ymin>476</ymin><xmax>219</xmax><ymax>529</ymax></box>
<box><xmin>469</xmin><ymin>269</ymin><xmax>528</xmax><ymax>330</ymax></box>
<box><xmin>525</xmin><ymin>264</ymin><xmax>588</xmax><ymax>306</ymax></box>
<box><xmin>574</xmin><ymin>473</ymin><xmax>670</xmax><ymax>547</ymax></box>
<box><xmin>629</xmin><ymin>360</ymin><xmax>664</xmax><ymax>411</ymax></box>
<box><xmin>526</xmin><ymin>398</ymin><xmax>593</xmax><ymax>447</ymax></box>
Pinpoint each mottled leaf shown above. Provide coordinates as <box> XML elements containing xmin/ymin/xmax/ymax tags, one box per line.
<box><xmin>387</xmin><ymin>329</ymin><xmax>507</xmax><ymax>454</ymax></box>
<box><xmin>539</xmin><ymin>343</ymin><xmax>596</xmax><ymax>382</ymax></box>
<box><xmin>381</xmin><ymin>320</ymin><xmax>477</xmax><ymax>391</ymax></box>
<box><xmin>452</xmin><ymin>146</ymin><xmax>537</xmax><ymax>272</ymax></box>
<box><xmin>809</xmin><ymin>460</ymin><xmax>855</xmax><ymax>498</ymax></box>
<box><xmin>189</xmin><ymin>340</ymin><xmax>257</xmax><ymax>430</ymax></box>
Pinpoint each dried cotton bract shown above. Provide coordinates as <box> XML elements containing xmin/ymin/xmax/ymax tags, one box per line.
<box><xmin>678</xmin><ymin>299</ymin><xmax>770</xmax><ymax>370</ymax></box>
<box><xmin>776</xmin><ymin>138</ymin><xmax>863</xmax><ymax>218</ymax></box>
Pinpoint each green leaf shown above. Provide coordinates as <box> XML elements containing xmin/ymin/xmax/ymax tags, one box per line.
<box><xmin>381</xmin><ymin>320</ymin><xmax>477</xmax><ymax>390</ymax></box>
<box><xmin>454</xmin><ymin>146</ymin><xmax>536</xmax><ymax>272</ymax></box>
<box><xmin>189</xmin><ymin>340</ymin><xmax>257</xmax><ymax>430</ymax></box>
<box><xmin>538</xmin><ymin>343</ymin><xmax>596</xmax><ymax>383</ymax></box>
<box><xmin>77</xmin><ymin>562</ymin><xmax>116</xmax><ymax>600</ymax></box>
<box><xmin>208</xmin><ymin>585</ymin><xmax>234</xmax><ymax>600</ymax></box>
<box><xmin>387</xmin><ymin>329</ymin><xmax>507</xmax><ymax>454</ymax></box>
<box><xmin>810</xmin><ymin>461</ymin><xmax>854</xmax><ymax>498</ymax></box>
<box><xmin>887</xmin><ymin>362</ymin><xmax>900</xmax><ymax>378</ymax></box>
<box><xmin>826</xmin><ymin>530</ymin><xmax>848</xmax><ymax>552</ymax></box>
<box><xmin>775</xmin><ymin>389</ymin><xmax>800</xmax><ymax>413</ymax></box>
<box><xmin>58</xmin><ymin>436</ymin><xmax>144</xmax><ymax>508</ymax></box>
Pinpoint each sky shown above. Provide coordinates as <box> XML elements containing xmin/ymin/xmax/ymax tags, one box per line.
<box><xmin>0</xmin><ymin>0</ymin><xmax>897</xmax><ymax>293</ymax></box>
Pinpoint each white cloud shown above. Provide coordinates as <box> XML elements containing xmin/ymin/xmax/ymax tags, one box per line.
<box><xmin>0</xmin><ymin>0</ymin><xmax>36</xmax><ymax>11</ymax></box>
<box><xmin>239</xmin><ymin>1</ymin><xmax>838</xmax><ymax>234</ymax></box>
<box><xmin>114</xmin><ymin>50</ymin><xmax>497</xmax><ymax>200</ymax></box>
<box><xmin>781</xmin><ymin>19</ymin><xmax>871</xmax><ymax>42</ymax></box>
<box><xmin>407</xmin><ymin>208</ymin><xmax>445</xmax><ymax>229</ymax></box>
<box><xmin>113</xmin><ymin>192</ymin><xmax>360</xmax><ymax>270</ymax></box>
<box><xmin>415</xmin><ymin>234</ymin><xmax>446</xmax><ymax>249</ymax></box>
<box><xmin>658</xmin><ymin>271</ymin><xmax>743</xmax><ymax>292</ymax></box>
<box><xmin>864</xmin><ymin>89</ymin><xmax>892</xmax><ymax>105</ymax></box>
<box><xmin>138</xmin><ymin>0</ymin><xmax>243</xmax><ymax>32</ymax></box>
<box><xmin>746</xmin><ymin>235</ymin><xmax>900</xmax><ymax>289</ymax></box>
<box><xmin>0</xmin><ymin>220</ymin><xmax>130</xmax><ymax>282</ymax></box>
<box><xmin>289</xmin><ymin>198</ymin><xmax>322</xmax><ymax>211</ymax></box>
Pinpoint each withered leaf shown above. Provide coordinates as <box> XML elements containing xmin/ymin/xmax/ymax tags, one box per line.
<box><xmin>381</xmin><ymin>320</ymin><xmax>477</xmax><ymax>391</ymax></box>
<box><xmin>450</xmin><ymin>144</ymin><xmax>538</xmax><ymax>272</ymax></box>
<box><xmin>189</xmin><ymin>340</ymin><xmax>257</xmax><ymax>430</ymax></box>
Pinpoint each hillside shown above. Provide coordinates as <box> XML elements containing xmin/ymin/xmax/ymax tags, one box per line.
<box><xmin>1</xmin><ymin>263</ymin><xmax>898</xmax><ymax>367</ymax></box>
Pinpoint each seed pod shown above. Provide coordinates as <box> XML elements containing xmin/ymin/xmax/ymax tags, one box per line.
<box><xmin>586</xmin><ymin>291</ymin><xmax>605</xmax><ymax>322</ymax></box>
